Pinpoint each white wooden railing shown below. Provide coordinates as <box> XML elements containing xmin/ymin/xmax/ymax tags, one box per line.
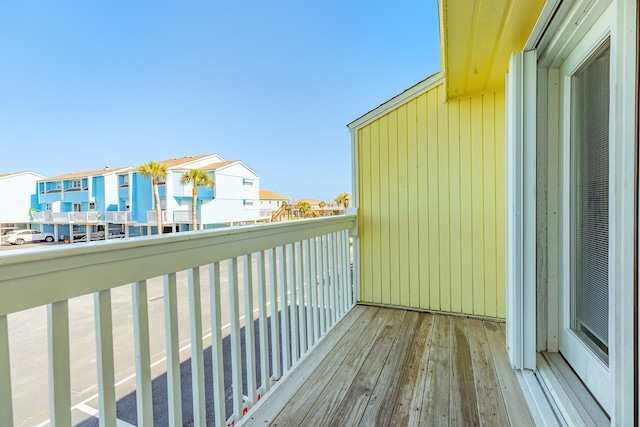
<box><xmin>32</xmin><ymin>212</ymin><xmax>53</xmax><ymax>223</ymax></box>
<box><xmin>70</xmin><ymin>211</ymin><xmax>101</xmax><ymax>223</ymax></box>
<box><xmin>173</xmin><ymin>210</ymin><xmax>198</xmax><ymax>223</ymax></box>
<box><xmin>146</xmin><ymin>210</ymin><xmax>170</xmax><ymax>225</ymax></box>
<box><xmin>0</xmin><ymin>215</ymin><xmax>356</xmax><ymax>427</ymax></box>
<box><xmin>105</xmin><ymin>211</ymin><xmax>132</xmax><ymax>223</ymax></box>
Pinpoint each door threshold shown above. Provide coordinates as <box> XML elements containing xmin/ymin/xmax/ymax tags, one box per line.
<box><xmin>537</xmin><ymin>352</ymin><xmax>610</xmax><ymax>426</ymax></box>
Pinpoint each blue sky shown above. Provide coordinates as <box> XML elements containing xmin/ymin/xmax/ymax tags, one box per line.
<box><xmin>0</xmin><ymin>1</ymin><xmax>440</xmax><ymax>202</ymax></box>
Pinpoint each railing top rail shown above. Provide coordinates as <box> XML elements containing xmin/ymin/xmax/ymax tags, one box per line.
<box><xmin>0</xmin><ymin>215</ymin><xmax>356</xmax><ymax>316</ymax></box>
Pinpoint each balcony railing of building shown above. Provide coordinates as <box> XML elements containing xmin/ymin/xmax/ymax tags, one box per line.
<box><xmin>259</xmin><ymin>209</ymin><xmax>273</xmax><ymax>219</ymax></box>
<box><xmin>146</xmin><ymin>209</ymin><xmax>170</xmax><ymax>225</ymax></box>
<box><xmin>32</xmin><ymin>212</ymin><xmax>53</xmax><ymax>223</ymax></box>
<box><xmin>70</xmin><ymin>211</ymin><xmax>101</xmax><ymax>223</ymax></box>
<box><xmin>47</xmin><ymin>211</ymin><xmax>102</xmax><ymax>224</ymax></box>
<box><xmin>105</xmin><ymin>211</ymin><xmax>133</xmax><ymax>224</ymax></box>
<box><xmin>173</xmin><ymin>210</ymin><xmax>199</xmax><ymax>224</ymax></box>
<box><xmin>0</xmin><ymin>214</ymin><xmax>356</xmax><ymax>426</ymax></box>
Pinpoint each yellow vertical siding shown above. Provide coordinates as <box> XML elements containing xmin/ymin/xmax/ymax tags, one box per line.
<box><xmin>357</xmin><ymin>83</ymin><xmax>506</xmax><ymax>319</ymax></box>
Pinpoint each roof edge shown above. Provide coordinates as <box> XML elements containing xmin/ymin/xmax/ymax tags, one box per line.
<box><xmin>347</xmin><ymin>71</ymin><xmax>445</xmax><ymax>131</ymax></box>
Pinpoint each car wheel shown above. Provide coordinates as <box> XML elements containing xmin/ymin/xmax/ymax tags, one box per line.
<box><xmin>15</xmin><ymin>239</ymin><xmax>24</xmax><ymax>245</ymax></box>
<box><xmin>45</xmin><ymin>236</ymin><xmax>54</xmax><ymax>242</ymax></box>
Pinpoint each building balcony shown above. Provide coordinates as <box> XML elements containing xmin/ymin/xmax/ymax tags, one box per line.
<box><xmin>146</xmin><ymin>209</ymin><xmax>171</xmax><ymax>225</ymax></box>
<box><xmin>32</xmin><ymin>212</ymin><xmax>53</xmax><ymax>223</ymax></box>
<box><xmin>70</xmin><ymin>211</ymin><xmax>102</xmax><ymax>223</ymax></box>
<box><xmin>105</xmin><ymin>211</ymin><xmax>133</xmax><ymax>224</ymax></box>
<box><xmin>173</xmin><ymin>210</ymin><xmax>199</xmax><ymax>224</ymax></box>
<box><xmin>0</xmin><ymin>215</ymin><xmax>533</xmax><ymax>426</ymax></box>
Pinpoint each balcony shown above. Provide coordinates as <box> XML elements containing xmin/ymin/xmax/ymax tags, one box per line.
<box><xmin>0</xmin><ymin>215</ymin><xmax>533</xmax><ymax>426</ymax></box>
<box><xmin>173</xmin><ymin>210</ymin><xmax>198</xmax><ymax>224</ymax></box>
<box><xmin>105</xmin><ymin>211</ymin><xmax>133</xmax><ymax>224</ymax></box>
<box><xmin>70</xmin><ymin>211</ymin><xmax>102</xmax><ymax>223</ymax></box>
<box><xmin>32</xmin><ymin>212</ymin><xmax>53</xmax><ymax>223</ymax></box>
<box><xmin>147</xmin><ymin>209</ymin><xmax>171</xmax><ymax>225</ymax></box>
<box><xmin>51</xmin><ymin>212</ymin><xmax>72</xmax><ymax>223</ymax></box>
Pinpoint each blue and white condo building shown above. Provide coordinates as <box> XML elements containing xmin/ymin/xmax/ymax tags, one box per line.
<box><xmin>26</xmin><ymin>153</ymin><xmax>259</xmax><ymax>242</ymax></box>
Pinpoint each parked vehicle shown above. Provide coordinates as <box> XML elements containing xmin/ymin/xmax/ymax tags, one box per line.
<box><xmin>2</xmin><ymin>230</ymin><xmax>55</xmax><ymax>245</ymax></box>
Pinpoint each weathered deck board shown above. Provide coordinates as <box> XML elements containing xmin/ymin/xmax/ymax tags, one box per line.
<box><xmin>242</xmin><ymin>306</ymin><xmax>535</xmax><ymax>427</ymax></box>
<box><xmin>484</xmin><ymin>320</ymin><xmax>537</xmax><ymax>426</ymax></box>
<box><xmin>420</xmin><ymin>312</ymin><xmax>451</xmax><ymax>426</ymax></box>
<box><xmin>357</xmin><ymin>311</ymin><xmax>420</xmax><ymax>426</ymax></box>
<box><xmin>450</xmin><ymin>315</ymin><xmax>479</xmax><ymax>426</ymax></box>
<box><xmin>467</xmin><ymin>319</ymin><xmax>510</xmax><ymax>427</ymax></box>
<box><xmin>390</xmin><ymin>312</ymin><xmax>434</xmax><ymax>425</ymax></box>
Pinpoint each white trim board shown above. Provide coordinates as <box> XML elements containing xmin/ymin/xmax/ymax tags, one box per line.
<box><xmin>346</xmin><ymin>72</ymin><xmax>444</xmax><ymax>131</ymax></box>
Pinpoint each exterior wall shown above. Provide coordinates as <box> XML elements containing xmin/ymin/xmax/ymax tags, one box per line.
<box><xmin>357</xmin><ymin>82</ymin><xmax>506</xmax><ymax>318</ymax></box>
<box><xmin>0</xmin><ymin>173</ymin><xmax>43</xmax><ymax>223</ymax></box>
<box><xmin>201</xmin><ymin>164</ymin><xmax>259</xmax><ymax>224</ymax></box>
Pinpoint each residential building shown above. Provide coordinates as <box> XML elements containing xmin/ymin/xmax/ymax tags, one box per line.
<box><xmin>258</xmin><ymin>190</ymin><xmax>289</xmax><ymax>221</ymax></box>
<box><xmin>30</xmin><ymin>154</ymin><xmax>260</xmax><ymax>241</ymax></box>
<box><xmin>0</xmin><ymin>171</ymin><xmax>45</xmax><ymax>234</ymax></box>
<box><xmin>1</xmin><ymin>0</ymin><xmax>637</xmax><ymax>426</ymax></box>
<box><xmin>147</xmin><ymin>154</ymin><xmax>260</xmax><ymax>230</ymax></box>
<box><xmin>33</xmin><ymin>166</ymin><xmax>133</xmax><ymax>242</ymax></box>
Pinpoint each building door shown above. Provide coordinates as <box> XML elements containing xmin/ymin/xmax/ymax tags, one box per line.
<box><xmin>558</xmin><ymin>12</ymin><xmax>612</xmax><ymax>414</ymax></box>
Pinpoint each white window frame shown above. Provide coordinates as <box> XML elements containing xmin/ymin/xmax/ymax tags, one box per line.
<box><xmin>89</xmin><ymin>202</ymin><xmax>96</xmax><ymax>210</ymax></box>
<box><xmin>73</xmin><ymin>203</ymin><xmax>82</xmax><ymax>213</ymax></box>
<box><xmin>45</xmin><ymin>203</ymin><xmax>52</xmax><ymax>212</ymax></box>
<box><xmin>528</xmin><ymin>0</ymin><xmax>637</xmax><ymax>423</ymax></box>
<box><xmin>71</xmin><ymin>180</ymin><xmax>81</xmax><ymax>189</ymax></box>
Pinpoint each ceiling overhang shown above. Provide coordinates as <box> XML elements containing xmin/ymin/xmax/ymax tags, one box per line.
<box><xmin>440</xmin><ymin>0</ymin><xmax>545</xmax><ymax>99</ymax></box>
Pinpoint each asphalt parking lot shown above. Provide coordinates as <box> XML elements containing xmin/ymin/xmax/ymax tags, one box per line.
<box><xmin>0</xmin><ymin>241</ymin><xmax>64</xmax><ymax>251</ymax></box>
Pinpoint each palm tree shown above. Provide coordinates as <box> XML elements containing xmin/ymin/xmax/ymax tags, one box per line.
<box><xmin>181</xmin><ymin>169</ymin><xmax>214</xmax><ymax>231</ymax></box>
<box><xmin>318</xmin><ymin>201</ymin><xmax>327</xmax><ymax>216</ymax></box>
<box><xmin>335</xmin><ymin>193</ymin><xmax>350</xmax><ymax>213</ymax></box>
<box><xmin>138</xmin><ymin>161</ymin><xmax>168</xmax><ymax>234</ymax></box>
<box><xmin>297</xmin><ymin>200</ymin><xmax>314</xmax><ymax>218</ymax></box>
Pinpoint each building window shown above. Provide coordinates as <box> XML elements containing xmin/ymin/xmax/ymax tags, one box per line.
<box><xmin>243</xmin><ymin>179</ymin><xmax>254</xmax><ymax>190</ymax></box>
<box><xmin>89</xmin><ymin>202</ymin><xmax>96</xmax><ymax>210</ymax></box>
<box><xmin>244</xmin><ymin>200</ymin><xmax>254</xmax><ymax>209</ymax></box>
<box><xmin>45</xmin><ymin>203</ymin><xmax>52</xmax><ymax>211</ymax></box>
<box><xmin>71</xmin><ymin>180</ymin><xmax>81</xmax><ymax>189</ymax></box>
<box><xmin>73</xmin><ymin>203</ymin><xmax>82</xmax><ymax>212</ymax></box>
<box><xmin>119</xmin><ymin>174</ymin><xmax>129</xmax><ymax>187</ymax></box>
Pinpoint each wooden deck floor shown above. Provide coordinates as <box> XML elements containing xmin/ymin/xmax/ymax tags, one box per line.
<box><xmin>243</xmin><ymin>305</ymin><xmax>536</xmax><ymax>427</ymax></box>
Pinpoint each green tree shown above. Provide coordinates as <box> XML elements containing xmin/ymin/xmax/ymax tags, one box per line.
<box><xmin>297</xmin><ymin>200</ymin><xmax>314</xmax><ymax>218</ymax></box>
<box><xmin>181</xmin><ymin>169</ymin><xmax>214</xmax><ymax>231</ymax></box>
<box><xmin>335</xmin><ymin>193</ymin><xmax>350</xmax><ymax>212</ymax></box>
<box><xmin>318</xmin><ymin>201</ymin><xmax>327</xmax><ymax>217</ymax></box>
<box><xmin>138</xmin><ymin>161</ymin><xmax>168</xmax><ymax>234</ymax></box>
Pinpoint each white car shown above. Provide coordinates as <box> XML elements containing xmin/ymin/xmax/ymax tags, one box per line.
<box><xmin>3</xmin><ymin>229</ymin><xmax>55</xmax><ymax>245</ymax></box>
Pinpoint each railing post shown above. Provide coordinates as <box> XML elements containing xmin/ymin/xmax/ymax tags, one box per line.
<box><xmin>0</xmin><ymin>315</ymin><xmax>13</xmax><ymax>427</ymax></box>
<box><xmin>268</xmin><ymin>248</ymin><xmax>282</xmax><ymax>380</ymax></box>
<box><xmin>309</xmin><ymin>237</ymin><xmax>320</xmax><ymax>342</ymax></box>
<box><xmin>163</xmin><ymin>273</ymin><xmax>182</xmax><ymax>426</ymax></box>
<box><xmin>209</xmin><ymin>262</ymin><xmax>227</xmax><ymax>426</ymax></box>
<box><xmin>94</xmin><ymin>290</ymin><xmax>117</xmax><ymax>427</ymax></box>
<box><xmin>288</xmin><ymin>244</ymin><xmax>299</xmax><ymax>363</ymax></box>
<box><xmin>256</xmin><ymin>251</ymin><xmax>271</xmax><ymax>393</ymax></box>
<box><xmin>317</xmin><ymin>236</ymin><xmax>326</xmax><ymax>335</ymax></box>
<box><xmin>243</xmin><ymin>254</ymin><xmax>258</xmax><ymax>406</ymax></box>
<box><xmin>278</xmin><ymin>246</ymin><xmax>291</xmax><ymax>371</ymax></box>
<box><xmin>188</xmin><ymin>267</ymin><xmax>206</xmax><ymax>426</ymax></box>
<box><xmin>228</xmin><ymin>258</ymin><xmax>244</xmax><ymax>420</ymax></box>
<box><xmin>132</xmin><ymin>280</ymin><xmax>153</xmax><ymax>427</ymax></box>
<box><xmin>296</xmin><ymin>241</ymin><xmax>307</xmax><ymax>355</ymax></box>
<box><xmin>304</xmin><ymin>239</ymin><xmax>315</xmax><ymax>348</ymax></box>
<box><xmin>48</xmin><ymin>300</ymin><xmax>71</xmax><ymax>427</ymax></box>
